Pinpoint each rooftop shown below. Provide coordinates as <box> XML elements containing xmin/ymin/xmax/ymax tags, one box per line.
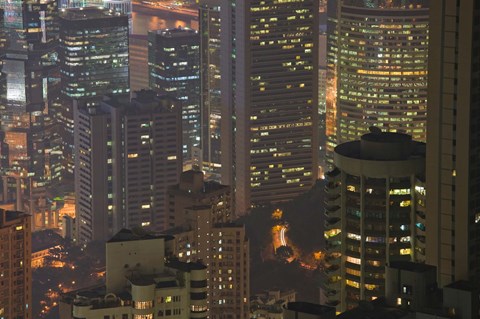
<box><xmin>338</xmin><ymin>299</ymin><xmax>408</xmax><ymax>319</ymax></box>
<box><xmin>284</xmin><ymin>302</ymin><xmax>336</xmax><ymax>316</ymax></box>
<box><xmin>445</xmin><ymin>280</ymin><xmax>479</xmax><ymax>292</ymax></box>
<box><xmin>152</xmin><ymin>27</ymin><xmax>198</xmax><ymax>38</ymax></box>
<box><xmin>166</xmin><ymin>259</ymin><xmax>206</xmax><ymax>272</ymax></box>
<box><xmin>388</xmin><ymin>261</ymin><xmax>437</xmax><ymax>273</ymax></box>
<box><xmin>107</xmin><ymin>228</ymin><xmax>174</xmax><ymax>243</ymax></box>
<box><xmin>59</xmin><ymin>7</ymin><xmax>124</xmax><ymax>20</ymax></box>
<box><xmin>0</xmin><ymin>209</ymin><xmax>29</xmax><ymax>227</ymax></box>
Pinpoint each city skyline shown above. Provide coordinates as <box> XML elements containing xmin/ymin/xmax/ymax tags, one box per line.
<box><xmin>1</xmin><ymin>0</ymin><xmax>480</xmax><ymax>318</ymax></box>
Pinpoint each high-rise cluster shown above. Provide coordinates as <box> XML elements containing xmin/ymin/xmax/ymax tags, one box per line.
<box><xmin>323</xmin><ymin>0</ymin><xmax>480</xmax><ymax>312</ymax></box>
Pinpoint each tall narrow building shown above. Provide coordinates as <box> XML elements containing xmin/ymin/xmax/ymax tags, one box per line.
<box><xmin>74</xmin><ymin>91</ymin><xmax>182</xmax><ymax>244</ymax></box>
<box><xmin>0</xmin><ymin>209</ymin><xmax>32</xmax><ymax>319</ymax></box>
<box><xmin>221</xmin><ymin>0</ymin><xmax>319</xmax><ymax>214</ymax></box>
<box><xmin>426</xmin><ymin>0</ymin><xmax>480</xmax><ymax>286</ymax></box>
<box><xmin>325</xmin><ymin>0</ymin><xmax>429</xmax><ymax>165</ymax></box>
<box><xmin>169</xmin><ymin>205</ymin><xmax>250</xmax><ymax>319</ymax></box>
<box><xmin>148</xmin><ymin>28</ymin><xmax>200</xmax><ymax>163</ymax></box>
<box><xmin>324</xmin><ymin>131</ymin><xmax>426</xmax><ymax>311</ymax></box>
<box><xmin>0</xmin><ymin>0</ymin><xmax>63</xmax><ymax>227</ymax></box>
<box><xmin>199</xmin><ymin>0</ymin><xmax>222</xmax><ymax>178</ymax></box>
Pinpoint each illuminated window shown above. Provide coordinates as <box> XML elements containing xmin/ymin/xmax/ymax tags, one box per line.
<box><xmin>400</xmin><ymin>248</ymin><xmax>411</xmax><ymax>255</ymax></box>
<box><xmin>346</xmin><ymin>185</ymin><xmax>357</xmax><ymax>192</ymax></box>
<box><xmin>346</xmin><ymin>279</ymin><xmax>360</xmax><ymax>288</ymax></box>
<box><xmin>134</xmin><ymin>301</ymin><xmax>153</xmax><ymax>309</ymax></box>
<box><xmin>346</xmin><ymin>256</ymin><xmax>361</xmax><ymax>265</ymax></box>
<box><xmin>400</xmin><ymin>200</ymin><xmax>411</xmax><ymax>207</ymax></box>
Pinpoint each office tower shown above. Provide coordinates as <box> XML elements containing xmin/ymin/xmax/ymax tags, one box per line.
<box><xmin>148</xmin><ymin>28</ymin><xmax>200</xmax><ymax>163</ymax></box>
<box><xmin>59</xmin><ymin>229</ymin><xmax>208</xmax><ymax>319</ymax></box>
<box><xmin>427</xmin><ymin>0</ymin><xmax>480</xmax><ymax>286</ymax></box>
<box><xmin>199</xmin><ymin>0</ymin><xmax>221</xmax><ymax>178</ymax></box>
<box><xmin>0</xmin><ymin>209</ymin><xmax>32</xmax><ymax>319</ymax></box>
<box><xmin>129</xmin><ymin>34</ymin><xmax>149</xmax><ymax>91</ymax></box>
<box><xmin>74</xmin><ymin>91</ymin><xmax>182</xmax><ymax>244</ymax></box>
<box><xmin>166</xmin><ymin>170</ymin><xmax>230</xmax><ymax>229</ymax></box>
<box><xmin>221</xmin><ymin>0</ymin><xmax>319</xmax><ymax>214</ymax></box>
<box><xmin>58</xmin><ymin>7</ymin><xmax>129</xmax><ymax>175</ymax></box>
<box><xmin>170</xmin><ymin>206</ymin><xmax>250</xmax><ymax>319</ymax></box>
<box><xmin>325</xmin><ymin>0</ymin><xmax>429</xmax><ymax>165</ymax></box>
<box><xmin>0</xmin><ymin>0</ymin><xmax>63</xmax><ymax>226</ymax></box>
<box><xmin>323</xmin><ymin>131</ymin><xmax>426</xmax><ymax>311</ymax></box>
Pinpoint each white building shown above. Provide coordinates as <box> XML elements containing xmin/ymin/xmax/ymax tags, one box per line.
<box><xmin>59</xmin><ymin>229</ymin><xmax>208</xmax><ymax>319</ymax></box>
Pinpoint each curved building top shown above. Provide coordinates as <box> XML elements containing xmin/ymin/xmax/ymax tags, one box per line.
<box><xmin>334</xmin><ymin>131</ymin><xmax>425</xmax><ymax>177</ymax></box>
<box><xmin>343</xmin><ymin>0</ymin><xmax>428</xmax><ymax>8</ymax></box>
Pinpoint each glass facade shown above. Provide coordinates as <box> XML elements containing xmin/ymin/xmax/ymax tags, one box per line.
<box><xmin>148</xmin><ymin>28</ymin><xmax>200</xmax><ymax>162</ymax></box>
<box><xmin>326</xmin><ymin>1</ymin><xmax>429</xmax><ymax>165</ymax></box>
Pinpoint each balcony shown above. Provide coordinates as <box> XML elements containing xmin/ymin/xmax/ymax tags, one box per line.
<box><xmin>325</xmin><ymin>217</ymin><xmax>341</xmax><ymax>228</ymax></box>
<box><xmin>324</xmin><ymin>205</ymin><xmax>340</xmax><ymax>218</ymax></box>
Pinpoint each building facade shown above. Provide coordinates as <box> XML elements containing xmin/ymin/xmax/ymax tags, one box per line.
<box><xmin>74</xmin><ymin>91</ymin><xmax>182</xmax><ymax>244</ymax></box>
<box><xmin>325</xmin><ymin>0</ymin><xmax>429</xmax><ymax>165</ymax></box>
<box><xmin>59</xmin><ymin>229</ymin><xmax>208</xmax><ymax>319</ymax></box>
<box><xmin>426</xmin><ymin>0</ymin><xmax>480</xmax><ymax>286</ymax></box>
<box><xmin>166</xmin><ymin>170</ymin><xmax>230</xmax><ymax>229</ymax></box>
<box><xmin>0</xmin><ymin>209</ymin><xmax>32</xmax><ymax>319</ymax></box>
<box><xmin>148</xmin><ymin>28</ymin><xmax>200</xmax><ymax>163</ymax></box>
<box><xmin>170</xmin><ymin>206</ymin><xmax>250</xmax><ymax>319</ymax></box>
<box><xmin>220</xmin><ymin>0</ymin><xmax>319</xmax><ymax>214</ymax></box>
<box><xmin>323</xmin><ymin>131</ymin><xmax>426</xmax><ymax>311</ymax></box>
<box><xmin>199</xmin><ymin>0</ymin><xmax>222</xmax><ymax>178</ymax></box>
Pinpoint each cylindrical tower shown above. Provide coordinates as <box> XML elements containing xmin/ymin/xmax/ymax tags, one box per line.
<box><xmin>326</xmin><ymin>0</ymin><xmax>429</xmax><ymax>165</ymax></box>
<box><xmin>323</xmin><ymin>131</ymin><xmax>426</xmax><ymax>312</ymax></box>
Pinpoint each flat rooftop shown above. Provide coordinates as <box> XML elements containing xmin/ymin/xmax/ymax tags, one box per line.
<box><xmin>59</xmin><ymin>7</ymin><xmax>124</xmax><ymax>20</ymax></box>
<box><xmin>108</xmin><ymin>228</ymin><xmax>174</xmax><ymax>243</ymax></box>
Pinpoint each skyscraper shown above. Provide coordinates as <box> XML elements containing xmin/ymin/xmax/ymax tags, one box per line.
<box><xmin>74</xmin><ymin>91</ymin><xmax>182</xmax><ymax>244</ymax></box>
<box><xmin>426</xmin><ymin>0</ymin><xmax>480</xmax><ymax>286</ymax></box>
<box><xmin>199</xmin><ymin>0</ymin><xmax>221</xmax><ymax>178</ymax></box>
<box><xmin>0</xmin><ymin>209</ymin><xmax>32</xmax><ymax>319</ymax></box>
<box><xmin>0</xmin><ymin>0</ymin><xmax>63</xmax><ymax>226</ymax></box>
<box><xmin>221</xmin><ymin>0</ymin><xmax>319</xmax><ymax>214</ymax></box>
<box><xmin>324</xmin><ymin>131</ymin><xmax>426</xmax><ymax>311</ymax></box>
<box><xmin>148</xmin><ymin>28</ymin><xmax>200</xmax><ymax>163</ymax></box>
<box><xmin>58</xmin><ymin>6</ymin><xmax>129</xmax><ymax>175</ymax></box>
<box><xmin>326</xmin><ymin>0</ymin><xmax>429</xmax><ymax>165</ymax></box>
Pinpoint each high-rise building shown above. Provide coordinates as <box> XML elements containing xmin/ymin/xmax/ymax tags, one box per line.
<box><xmin>0</xmin><ymin>0</ymin><xmax>63</xmax><ymax>227</ymax></box>
<box><xmin>74</xmin><ymin>91</ymin><xmax>182</xmax><ymax>244</ymax></box>
<box><xmin>169</xmin><ymin>206</ymin><xmax>250</xmax><ymax>319</ymax></box>
<box><xmin>0</xmin><ymin>209</ymin><xmax>32</xmax><ymax>319</ymax></box>
<box><xmin>426</xmin><ymin>0</ymin><xmax>480</xmax><ymax>286</ymax></box>
<box><xmin>199</xmin><ymin>0</ymin><xmax>221</xmax><ymax>178</ymax></box>
<box><xmin>325</xmin><ymin>0</ymin><xmax>429</xmax><ymax>165</ymax></box>
<box><xmin>59</xmin><ymin>229</ymin><xmax>208</xmax><ymax>319</ymax></box>
<box><xmin>148</xmin><ymin>28</ymin><xmax>200</xmax><ymax>163</ymax></box>
<box><xmin>58</xmin><ymin>6</ymin><xmax>129</xmax><ymax>175</ymax></box>
<box><xmin>166</xmin><ymin>170</ymin><xmax>230</xmax><ymax>229</ymax></box>
<box><xmin>323</xmin><ymin>131</ymin><xmax>426</xmax><ymax>311</ymax></box>
<box><xmin>220</xmin><ymin>0</ymin><xmax>319</xmax><ymax>214</ymax></box>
